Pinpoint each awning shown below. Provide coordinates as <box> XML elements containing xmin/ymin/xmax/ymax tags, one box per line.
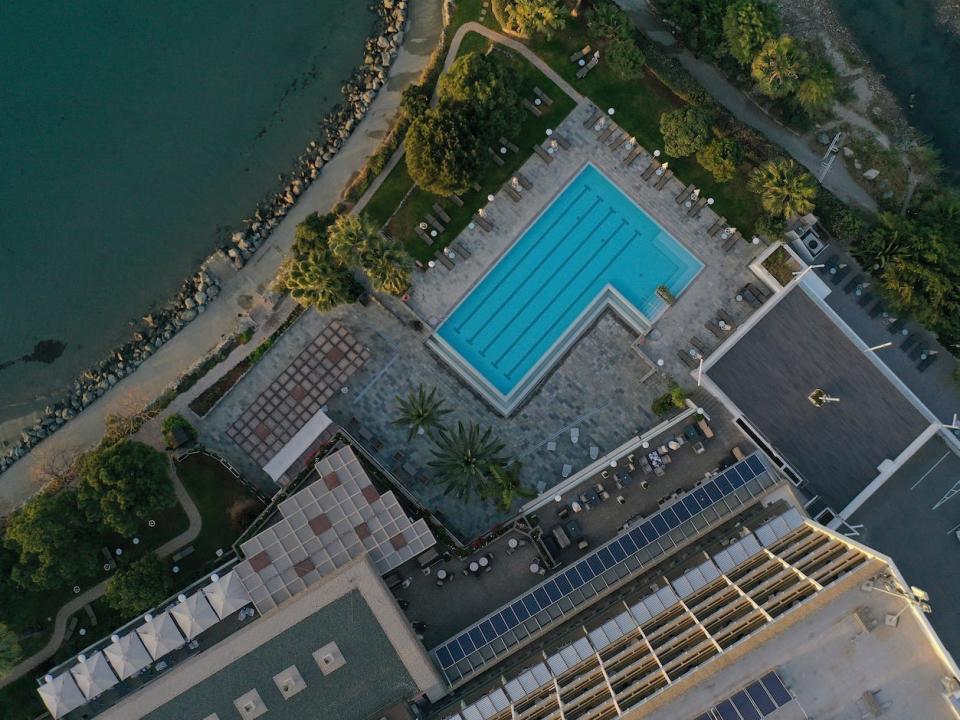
<box><xmin>70</xmin><ymin>651</ymin><xmax>119</xmax><ymax>699</ymax></box>
<box><xmin>170</xmin><ymin>591</ymin><xmax>219</xmax><ymax>640</ymax></box>
<box><xmin>37</xmin><ymin>672</ymin><xmax>86</xmax><ymax>719</ymax></box>
<box><xmin>262</xmin><ymin>407</ymin><xmax>332</xmax><ymax>481</ymax></box>
<box><xmin>202</xmin><ymin>571</ymin><xmax>251</xmax><ymax>619</ymax></box>
<box><xmin>103</xmin><ymin>632</ymin><xmax>152</xmax><ymax>680</ymax></box>
<box><xmin>136</xmin><ymin>611</ymin><xmax>186</xmax><ymax>660</ymax></box>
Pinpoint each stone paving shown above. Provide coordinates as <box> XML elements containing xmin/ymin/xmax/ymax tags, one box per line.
<box><xmin>407</xmin><ymin>101</ymin><xmax>769</xmax><ymax>391</ymax></box>
<box><xmin>225</xmin><ymin>320</ymin><xmax>369</xmax><ymax>468</ymax></box>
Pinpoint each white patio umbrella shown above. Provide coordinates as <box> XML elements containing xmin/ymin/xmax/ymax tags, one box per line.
<box><xmin>203</xmin><ymin>571</ymin><xmax>251</xmax><ymax>619</ymax></box>
<box><xmin>136</xmin><ymin>611</ymin><xmax>186</xmax><ymax>660</ymax></box>
<box><xmin>38</xmin><ymin>672</ymin><xmax>86</xmax><ymax>718</ymax></box>
<box><xmin>170</xmin><ymin>591</ymin><xmax>219</xmax><ymax>640</ymax></box>
<box><xmin>70</xmin><ymin>651</ymin><xmax>119</xmax><ymax>699</ymax></box>
<box><xmin>103</xmin><ymin>632</ymin><xmax>152</xmax><ymax>680</ymax></box>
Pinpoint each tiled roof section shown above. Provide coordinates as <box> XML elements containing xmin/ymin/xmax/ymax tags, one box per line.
<box><xmin>226</xmin><ymin>321</ymin><xmax>370</xmax><ymax>468</ymax></box>
<box><xmin>234</xmin><ymin>446</ymin><xmax>436</xmax><ymax>613</ymax></box>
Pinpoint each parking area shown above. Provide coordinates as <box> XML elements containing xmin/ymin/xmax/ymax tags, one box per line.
<box><xmin>848</xmin><ymin>432</ymin><xmax>960</xmax><ymax>655</ymax></box>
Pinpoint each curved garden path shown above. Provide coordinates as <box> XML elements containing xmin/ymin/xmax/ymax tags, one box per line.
<box><xmin>0</xmin><ymin>464</ymin><xmax>202</xmax><ymax>689</ymax></box>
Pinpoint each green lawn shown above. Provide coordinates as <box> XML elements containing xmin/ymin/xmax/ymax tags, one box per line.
<box><xmin>363</xmin><ymin>33</ymin><xmax>577</xmax><ymax>261</ymax></box>
<box><xmin>527</xmin><ymin>25</ymin><xmax>763</xmax><ymax>231</ymax></box>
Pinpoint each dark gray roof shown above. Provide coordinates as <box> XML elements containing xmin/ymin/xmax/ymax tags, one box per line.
<box><xmin>142</xmin><ymin>590</ymin><xmax>418</xmax><ymax>720</ymax></box>
<box><xmin>708</xmin><ymin>288</ymin><xmax>928</xmax><ymax>511</ymax></box>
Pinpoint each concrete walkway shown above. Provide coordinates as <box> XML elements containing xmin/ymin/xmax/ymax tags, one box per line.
<box><xmin>0</xmin><ymin>464</ymin><xmax>202</xmax><ymax>689</ymax></box>
<box><xmin>616</xmin><ymin>0</ymin><xmax>877</xmax><ymax>213</ymax></box>
<box><xmin>0</xmin><ymin>0</ymin><xmax>445</xmax><ymax>517</ymax></box>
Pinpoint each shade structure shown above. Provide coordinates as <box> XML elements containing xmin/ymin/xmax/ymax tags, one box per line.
<box><xmin>136</xmin><ymin>611</ymin><xmax>186</xmax><ymax>660</ymax></box>
<box><xmin>203</xmin><ymin>571</ymin><xmax>251</xmax><ymax>619</ymax></box>
<box><xmin>70</xmin><ymin>651</ymin><xmax>119</xmax><ymax>699</ymax></box>
<box><xmin>38</xmin><ymin>672</ymin><xmax>86</xmax><ymax>719</ymax></box>
<box><xmin>103</xmin><ymin>632</ymin><xmax>152</xmax><ymax>680</ymax></box>
<box><xmin>170</xmin><ymin>591</ymin><xmax>219</xmax><ymax>640</ymax></box>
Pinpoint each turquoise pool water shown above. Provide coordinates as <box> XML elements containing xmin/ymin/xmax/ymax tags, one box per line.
<box><xmin>437</xmin><ymin>164</ymin><xmax>702</xmax><ymax>397</ymax></box>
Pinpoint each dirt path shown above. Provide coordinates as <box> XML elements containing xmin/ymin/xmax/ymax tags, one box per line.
<box><xmin>0</xmin><ymin>465</ymin><xmax>202</xmax><ymax>689</ymax></box>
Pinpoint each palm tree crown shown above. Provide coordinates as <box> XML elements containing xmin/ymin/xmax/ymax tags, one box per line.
<box><xmin>393</xmin><ymin>385</ymin><xmax>451</xmax><ymax>440</ymax></box>
<box><xmin>751</xmin><ymin>35</ymin><xmax>807</xmax><ymax>98</ymax></box>
<box><xmin>428</xmin><ymin>422</ymin><xmax>508</xmax><ymax>500</ymax></box>
<box><xmin>748</xmin><ymin>159</ymin><xmax>816</xmax><ymax>218</ymax></box>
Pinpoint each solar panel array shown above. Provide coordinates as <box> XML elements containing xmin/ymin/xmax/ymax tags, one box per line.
<box><xmin>432</xmin><ymin>453</ymin><xmax>772</xmax><ymax>679</ymax></box>
<box><xmin>693</xmin><ymin>671</ymin><xmax>794</xmax><ymax>720</ymax></box>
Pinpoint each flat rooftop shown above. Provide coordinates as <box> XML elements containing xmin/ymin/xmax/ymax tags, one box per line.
<box><xmin>707</xmin><ymin>286</ymin><xmax>929</xmax><ymax>511</ymax></box>
<box><xmin>849</xmin><ymin>432</ymin><xmax>960</xmax><ymax>657</ymax></box>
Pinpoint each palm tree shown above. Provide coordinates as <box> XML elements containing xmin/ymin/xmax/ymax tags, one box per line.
<box><xmin>748</xmin><ymin>159</ymin><xmax>817</xmax><ymax>218</ymax></box>
<box><xmin>364</xmin><ymin>235</ymin><xmax>413</xmax><ymax>296</ymax></box>
<box><xmin>484</xmin><ymin>462</ymin><xmax>534</xmax><ymax>512</ymax></box>
<box><xmin>326</xmin><ymin>214</ymin><xmax>378</xmax><ymax>268</ymax></box>
<box><xmin>284</xmin><ymin>248</ymin><xmax>358</xmax><ymax>311</ymax></box>
<box><xmin>587</xmin><ymin>1</ymin><xmax>629</xmax><ymax>41</ymax></box>
<box><xmin>506</xmin><ymin>0</ymin><xmax>568</xmax><ymax>39</ymax></box>
<box><xmin>393</xmin><ymin>386</ymin><xmax>451</xmax><ymax>440</ymax></box>
<box><xmin>428</xmin><ymin>422</ymin><xmax>508</xmax><ymax>500</ymax></box>
<box><xmin>751</xmin><ymin>35</ymin><xmax>807</xmax><ymax>98</ymax></box>
<box><xmin>795</xmin><ymin>61</ymin><xmax>836</xmax><ymax>116</ymax></box>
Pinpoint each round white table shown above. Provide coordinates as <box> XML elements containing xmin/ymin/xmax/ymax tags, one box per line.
<box><xmin>508</xmin><ymin>538</ymin><xmax>518</xmax><ymax>549</ymax></box>
<box><xmin>529</xmin><ymin>563</ymin><xmax>540</xmax><ymax>574</ymax></box>
<box><xmin>479</xmin><ymin>556</ymin><xmax>489</xmax><ymax>568</ymax></box>
<box><xmin>436</xmin><ymin>569</ymin><xmax>447</xmax><ymax>581</ymax></box>
<box><xmin>469</xmin><ymin>561</ymin><xmax>479</xmax><ymax>573</ymax></box>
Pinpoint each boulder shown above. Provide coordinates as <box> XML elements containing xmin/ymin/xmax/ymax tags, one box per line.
<box><xmin>817</xmin><ymin>132</ymin><xmax>831</xmax><ymax>146</ymax></box>
<box><xmin>862</xmin><ymin>168</ymin><xmax>880</xmax><ymax>180</ymax></box>
<box><xmin>180</xmin><ymin>308</ymin><xmax>198</xmax><ymax>322</ymax></box>
<box><xmin>842</xmin><ymin>146</ymin><xmax>854</xmax><ymax>158</ymax></box>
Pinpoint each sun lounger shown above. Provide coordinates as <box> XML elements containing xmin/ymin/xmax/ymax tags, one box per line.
<box><xmin>705</xmin><ymin>320</ymin><xmax>724</xmax><ymax>338</ymax></box>
<box><xmin>499</xmin><ymin>136</ymin><xmax>520</xmax><ymax>153</ymax></box>
<box><xmin>690</xmin><ymin>336</ymin><xmax>710</xmax><ymax>357</ymax></box>
<box><xmin>707</xmin><ymin>216</ymin><xmax>727</xmax><ymax>236</ymax></box>
<box><xmin>868</xmin><ymin>300</ymin><xmax>886</xmax><ymax>319</ymax></box>
<box><xmin>432</xmin><ymin>204</ymin><xmax>451</xmax><ymax>224</ymax></box>
<box><xmin>555</xmin><ymin>133</ymin><xmax>571</xmax><ymax>149</ymax></box>
<box><xmin>570</xmin><ymin>427</ymin><xmax>579</xmax><ymax>444</ymax></box>
<box><xmin>623</xmin><ymin>145</ymin><xmax>644</xmax><ymax>166</ymax></box>
<box><xmin>678</xmin><ymin>350</ymin><xmax>698</xmax><ymax>369</ymax></box>
<box><xmin>910</xmin><ymin>343</ymin><xmax>927</xmax><ymax>361</ymax></box>
<box><xmin>598</xmin><ymin>124</ymin><xmax>615</xmax><ymax>142</ymax></box>
<box><xmin>819</xmin><ymin>254</ymin><xmax>839</xmax><ymax>275</ymax></box>
<box><xmin>857</xmin><ymin>290</ymin><xmax>874</xmax><ymax>307</ymax></box>
<box><xmin>717</xmin><ymin>309</ymin><xmax>736</xmax><ymax>330</ymax></box>
<box><xmin>570</xmin><ymin>45</ymin><xmax>591</xmax><ymax>63</ymax></box>
<box><xmin>487</xmin><ymin>147</ymin><xmax>505</xmax><ymax>166</ymax></box>
<box><xmin>640</xmin><ymin>159</ymin><xmax>660</xmax><ymax>181</ymax></box>
<box><xmin>504</xmin><ymin>184</ymin><xmax>521</xmax><ymax>202</ymax></box>
<box><xmin>425</xmin><ymin>214</ymin><xmax>445</xmax><ymax>233</ymax></box>
<box><xmin>472</xmin><ymin>214</ymin><xmax>492</xmax><ymax>232</ymax></box>
<box><xmin>654</xmin><ymin>169</ymin><xmax>674</xmax><ymax>190</ymax></box>
<box><xmin>515</xmin><ymin>172</ymin><xmax>532</xmax><ymax>190</ymax></box>
<box><xmin>435</xmin><ymin>252</ymin><xmax>454</xmax><ymax>270</ymax></box>
<box><xmin>610</xmin><ymin>132</ymin><xmax>628</xmax><ymax>151</ymax></box>
<box><xmin>576</xmin><ymin>56</ymin><xmax>599</xmax><ymax>79</ymax></box>
<box><xmin>452</xmin><ymin>241</ymin><xmax>471</xmax><ymax>259</ymax></box>
<box><xmin>522</xmin><ymin>98</ymin><xmax>542</xmax><ymax>117</ymax></box>
<box><xmin>583</xmin><ymin>107</ymin><xmax>603</xmax><ymax>128</ymax></box>
<box><xmin>415</xmin><ymin>225</ymin><xmax>433</xmax><ymax>246</ymax></box>
<box><xmin>844</xmin><ymin>274</ymin><xmax>864</xmax><ymax>294</ymax></box>
<box><xmin>888</xmin><ymin>317</ymin><xmax>905</xmax><ymax>335</ymax></box>
<box><xmin>901</xmin><ymin>333</ymin><xmax>917</xmax><ymax>353</ymax></box>
<box><xmin>918</xmin><ymin>353</ymin><xmax>938</xmax><ymax>372</ymax></box>
<box><xmin>746</xmin><ymin>282</ymin><xmax>769</xmax><ymax>303</ymax></box>
<box><xmin>722</xmin><ymin>232</ymin><xmax>738</xmax><ymax>251</ymax></box>
<box><xmin>829</xmin><ymin>265</ymin><xmax>851</xmax><ymax>285</ymax></box>
<box><xmin>739</xmin><ymin>286</ymin><xmax>762</xmax><ymax>309</ymax></box>
<box><xmin>533</xmin><ymin>144</ymin><xmax>554</xmax><ymax>163</ymax></box>
<box><xmin>448</xmin><ymin>193</ymin><xmax>464</xmax><ymax>207</ymax></box>
<box><xmin>471</xmin><ymin>182</ymin><xmax>482</xmax><ymax>192</ymax></box>
<box><xmin>533</xmin><ymin>86</ymin><xmax>553</xmax><ymax>105</ymax></box>
<box><xmin>688</xmin><ymin>197</ymin><xmax>709</xmax><ymax>217</ymax></box>
<box><xmin>676</xmin><ymin>184</ymin><xmax>695</xmax><ymax>204</ymax></box>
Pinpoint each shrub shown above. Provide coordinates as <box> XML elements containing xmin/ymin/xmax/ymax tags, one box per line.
<box><xmin>697</xmin><ymin>137</ymin><xmax>743</xmax><ymax>181</ymax></box>
<box><xmin>753</xmin><ymin>213</ymin><xmax>786</xmax><ymax>242</ymax></box>
<box><xmin>652</xmin><ymin>381</ymin><xmax>687</xmax><ymax>415</ymax></box>
<box><xmin>161</xmin><ymin>414</ymin><xmax>197</xmax><ymax>448</ymax></box>
<box><xmin>104</xmin><ymin>554</ymin><xmax>173</xmax><ymax>616</ymax></box>
<box><xmin>229</xmin><ymin>498</ymin><xmax>264</xmax><ymax>534</ymax></box>
<box><xmin>0</xmin><ymin>623</ymin><xmax>22</xmax><ymax>676</ymax></box>
<box><xmin>659</xmin><ymin>107</ymin><xmax>713</xmax><ymax>157</ymax></box>
<box><xmin>639</xmin><ymin>37</ymin><xmax>710</xmax><ymax>105</ymax></box>
<box><xmin>587</xmin><ymin>1</ymin><xmax>630</xmax><ymax>40</ymax></box>
<box><xmin>607</xmin><ymin>37</ymin><xmax>647</xmax><ymax>79</ymax></box>
<box><xmin>502</xmin><ymin>0</ymin><xmax>568</xmax><ymax>39</ymax></box>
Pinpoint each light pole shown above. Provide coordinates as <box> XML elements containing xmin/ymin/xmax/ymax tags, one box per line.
<box><xmin>865</xmin><ymin>342</ymin><xmax>893</xmax><ymax>352</ymax></box>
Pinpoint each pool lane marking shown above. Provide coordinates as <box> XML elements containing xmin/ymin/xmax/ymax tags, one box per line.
<box><xmin>470</xmin><ymin>204</ymin><xmax>626</xmax><ymax>357</ymax></box>
<box><xmin>452</xmin><ymin>185</ymin><xmax>593</xmax><ymax>335</ymax></box>
<box><xmin>502</xmin><ymin>233</ymin><xmax>640</xmax><ymax>378</ymax></box>
<box><xmin>481</xmin><ymin>210</ymin><xmax>623</xmax><ymax>358</ymax></box>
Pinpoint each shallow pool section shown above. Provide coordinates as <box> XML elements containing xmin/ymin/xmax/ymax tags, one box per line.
<box><xmin>433</xmin><ymin>163</ymin><xmax>702</xmax><ymax>412</ymax></box>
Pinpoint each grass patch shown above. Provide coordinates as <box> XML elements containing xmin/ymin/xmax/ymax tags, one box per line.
<box><xmin>363</xmin><ymin>34</ymin><xmax>577</xmax><ymax>262</ymax></box>
<box><xmin>762</xmin><ymin>246</ymin><xmax>801</xmax><ymax>286</ymax></box>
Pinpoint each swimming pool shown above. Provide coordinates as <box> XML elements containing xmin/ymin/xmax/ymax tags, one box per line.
<box><xmin>433</xmin><ymin>163</ymin><xmax>702</xmax><ymax>411</ymax></box>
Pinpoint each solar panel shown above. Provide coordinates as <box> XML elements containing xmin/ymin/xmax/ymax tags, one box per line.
<box><xmin>693</xmin><ymin>671</ymin><xmax>793</xmax><ymax>720</ymax></box>
<box><xmin>746</xmin><ymin>681</ymin><xmax>776</xmax><ymax>715</ymax></box>
<box><xmin>760</xmin><ymin>672</ymin><xmax>791</xmax><ymax>706</ymax></box>
<box><xmin>432</xmin><ymin>453</ymin><xmax>770</xmax><ymax>674</ymax></box>
<box><xmin>731</xmin><ymin>691</ymin><xmax>761</xmax><ymax>720</ymax></box>
<box><xmin>715</xmin><ymin>700</ymin><xmax>739</xmax><ymax>720</ymax></box>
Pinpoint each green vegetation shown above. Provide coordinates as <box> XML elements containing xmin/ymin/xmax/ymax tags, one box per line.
<box><xmin>487</xmin><ymin>461</ymin><xmax>534</xmax><ymax>511</ymax></box>
<box><xmin>751</xmin><ymin>35</ymin><xmax>806</xmax><ymax>98</ymax></box>
<box><xmin>428</xmin><ymin>422</ymin><xmax>509</xmax><ymax>500</ymax></box>
<box><xmin>762</xmin><ymin>245</ymin><xmax>800</xmax><ymax>285</ymax></box>
<box><xmin>77</xmin><ymin>440</ymin><xmax>177</xmax><ymax>538</ymax></box>
<box><xmin>0</xmin><ymin>624</ymin><xmax>21</xmax><ymax>677</ymax></box>
<box><xmin>659</xmin><ymin>106</ymin><xmax>713</xmax><ymax>157</ymax></box>
<box><xmin>327</xmin><ymin>214</ymin><xmax>413</xmax><ymax>295</ymax></box>
<box><xmin>587</xmin><ymin>1</ymin><xmax>631</xmax><ymax>41</ymax></box>
<box><xmin>748</xmin><ymin>159</ymin><xmax>817</xmax><ymax>218</ymax></box>
<box><xmin>393</xmin><ymin>385</ymin><xmax>452</xmax><ymax>440</ymax></box>
<box><xmin>161</xmin><ymin>413</ymin><xmax>197</xmax><ymax>448</ymax></box>
<box><xmin>607</xmin><ymin>37</ymin><xmax>647</xmax><ymax>79</ymax></box>
<box><xmin>652</xmin><ymin>381</ymin><xmax>687</xmax><ymax>415</ymax></box>
<box><xmin>501</xmin><ymin>0</ymin><xmax>568</xmax><ymax>38</ymax></box>
<box><xmin>656</xmin><ymin>0</ymin><xmax>729</xmax><ymax>57</ymax></box>
<box><xmin>795</xmin><ymin>60</ymin><xmax>837</xmax><ymax>116</ymax></box>
<box><xmin>103</xmin><ymin>553</ymin><xmax>173</xmax><ymax>616</ymax></box>
<box><xmin>722</xmin><ymin>0</ymin><xmax>779</xmax><ymax>66</ymax></box>
<box><xmin>697</xmin><ymin>137</ymin><xmax>743</xmax><ymax>181</ymax></box>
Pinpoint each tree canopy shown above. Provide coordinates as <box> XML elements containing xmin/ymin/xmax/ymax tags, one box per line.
<box><xmin>428</xmin><ymin>422</ymin><xmax>509</xmax><ymax>500</ymax></box>
<box><xmin>659</xmin><ymin>107</ymin><xmax>714</xmax><ymax>157</ymax></box>
<box><xmin>437</xmin><ymin>52</ymin><xmax>523</xmax><ymax>143</ymax></box>
<box><xmin>795</xmin><ymin>60</ymin><xmax>837</xmax><ymax>116</ymax></box>
<box><xmin>748</xmin><ymin>159</ymin><xmax>817</xmax><ymax>218</ymax></box>
<box><xmin>657</xmin><ymin>0</ymin><xmax>729</xmax><ymax>57</ymax></box>
<box><xmin>587</xmin><ymin>1</ymin><xmax>630</xmax><ymax>40</ymax></box>
<box><xmin>284</xmin><ymin>245</ymin><xmax>362</xmax><ymax>311</ymax></box>
<box><xmin>697</xmin><ymin>138</ymin><xmax>743</xmax><ymax>182</ymax></box>
<box><xmin>0</xmin><ymin>623</ymin><xmax>22</xmax><ymax>677</ymax></box>
<box><xmin>722</xmin><ymin>0</ymin><xmax>779</xmax><ymax>65</ymax></box>
<box><xmin>607</xmin><ymin>37</ymin><xmax>647</xmax><ymax>79</ymax></box>
<box><xmin>4</xmin><ymin>489</ymin><xmax>100</xmax><ymax>591</ymax></box>
<box><xmin>751</xmin><ymin>35</ymin><xmax>808</xmax><ymax>98</ymax></box>
<box><xmin>104</xmin><ymin>553</ymin><xmax>173</xmax><ymax>616</ymax></box>
<box><xmin>76</xmin><ymin>440</ymin><xmax>176</xmax><ymax>537</ymax></box>
<box><xmin>503</xmin><ymin>0</ymin><xmax>568</xmax><ymax>38</ymax></box>
<box><xmin>394</xmin><ymin>385</ymin><xmax>451</xmax><ymax>440</ymax></box>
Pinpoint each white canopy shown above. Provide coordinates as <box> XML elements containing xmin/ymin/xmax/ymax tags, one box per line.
<box><xmin>70</xmin><ymin>651</ymin><xmax>119</xmax><ymax>699</ymax></box>
<box><xmin>38</xmin><ymin>673</ymin><xmax>86</xmax><ymax>719</ymax></box>
<box><xmin>170</xmin><ymin>591</ymin><xmax>219</xmax><ymax>640</ymax></box>
<box><xmin>103</xmin><ymin>632</ymin><xmax>152</xmax><ymax>680</ymax></box>
<box><xmin>203</xmin><ymin>571</ymin><xmax>251</xmax><ymax>619</ymax></box>
<box><xmin>136</xmin><ymin>611</ymin><xmax>186</xmax><ymax>660</ymax></box>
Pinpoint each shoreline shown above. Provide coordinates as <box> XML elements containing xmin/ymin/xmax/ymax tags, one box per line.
<box><xmin>0</xmin><ymin>0</ymin><xmax>409</xmax><ymax>472</ymax></box>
